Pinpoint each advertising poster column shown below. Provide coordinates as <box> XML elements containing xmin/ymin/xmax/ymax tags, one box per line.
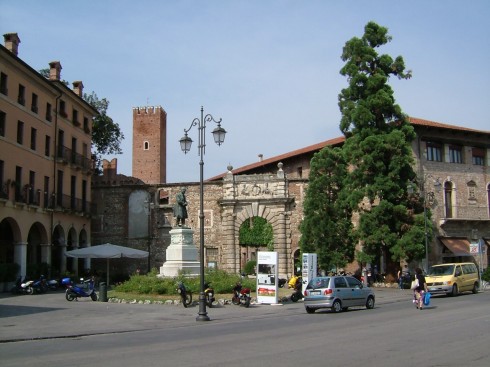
<box><xmin>256</xmin><ymin>251</ymin><xmax>278</xmax><ymax>304</ymax></box>
<box><xmin>301</xmin><ymin>253</ymin><xmax>317</xmax><ymax>294</ymax></box>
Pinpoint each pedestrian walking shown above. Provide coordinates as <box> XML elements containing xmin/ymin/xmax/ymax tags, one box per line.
<box><xmin>413</xmin><ymin>267</ymin><xmax>428</xmax><ymax>310</ymax></box>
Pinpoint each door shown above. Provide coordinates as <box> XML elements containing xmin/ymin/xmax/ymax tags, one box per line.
<box><xmin>346</xmin><ymin>276</ymin><xmax>365</xmax><ymax>306</ymax></box>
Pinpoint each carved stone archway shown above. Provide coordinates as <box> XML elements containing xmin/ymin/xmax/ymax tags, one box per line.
<box><xmin>219</xmin><ymin>164</ymin><xmax>295</xmax><ymax>277</ymax></box>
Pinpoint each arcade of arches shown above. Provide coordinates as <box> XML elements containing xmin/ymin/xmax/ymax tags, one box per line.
<box><xmin>0</xmin><ymin>216</ymin><xmax>89</xmax><ymax>280</ymax></box>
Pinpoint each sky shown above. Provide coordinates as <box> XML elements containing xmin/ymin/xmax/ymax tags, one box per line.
<box><xmin>2</xmin><ymin>0</ymin><xmax>489</xmax><ymax>183</ymax></box>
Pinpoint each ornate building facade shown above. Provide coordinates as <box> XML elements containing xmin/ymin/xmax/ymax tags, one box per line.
<box><xmin>90</xmin><ymin>110</ymin><xmax>489</xmax><ymax>282</ymax></box>
<box><xmin>0</xmin><ymin>33</ymin><xmax>97</xmax><ymax>280</ymax></box>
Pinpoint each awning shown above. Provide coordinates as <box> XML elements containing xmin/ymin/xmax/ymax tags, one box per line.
<box><xmin>440</xmin><ymin>238</ymin><xmax>472</xmax><ymax>257</ymax></box>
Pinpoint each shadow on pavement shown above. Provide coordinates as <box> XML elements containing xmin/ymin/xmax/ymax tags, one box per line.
<box><xmin>0</xmin><ymin>304</ymin><xmax>65</xmax><ymax>318</ymax></box>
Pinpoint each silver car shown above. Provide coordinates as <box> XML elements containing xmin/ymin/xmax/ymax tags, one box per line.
<box><xmin>303</xmin><ymin>276</ymin><xmax>375</xmax><ymax>313</ymax></box>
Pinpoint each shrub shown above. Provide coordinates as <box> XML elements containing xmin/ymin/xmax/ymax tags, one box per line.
<box><xmin>113</xmin><ymin>268</ymin><xmax>257</xmax><ymax>295</ymax></box>
<box><xmin>243</xmin><ymin>260</ymin><xmax>256</xmax><ymax>275</ymax></box>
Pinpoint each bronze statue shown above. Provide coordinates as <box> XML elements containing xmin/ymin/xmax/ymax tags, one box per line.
<box><xmin>173</xmin><ymin>187</ymin><xmax>188</xmax><ymax>226</ymax></box>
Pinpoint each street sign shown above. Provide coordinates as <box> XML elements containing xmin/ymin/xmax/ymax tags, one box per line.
<box><xmin>469</xmin><ymin>243</ymin><xmax>479</xmax><ymax>254</ymax></box>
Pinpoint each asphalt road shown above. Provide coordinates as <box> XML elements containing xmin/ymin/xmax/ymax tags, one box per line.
<box><xmin>1</xmin><ymin>288</ymin><xmax>489</xmax><ymax>367</ymax></box>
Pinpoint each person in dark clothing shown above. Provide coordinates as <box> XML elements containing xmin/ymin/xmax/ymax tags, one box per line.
<box><xmin>414</xmin><ymin>267</ymin><xmax>428</xmax><ymax>310</ymax></box>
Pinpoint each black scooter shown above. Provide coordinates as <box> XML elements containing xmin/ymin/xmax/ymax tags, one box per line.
<box><xmin>177</xmin><ymin>282</ymin><xmax>192</xmax><ymax>307</ymax></box>
<box><xmin>204</xmin><ymin>282</ymin><xmax>215</xmax><ymax>308</ymax></box>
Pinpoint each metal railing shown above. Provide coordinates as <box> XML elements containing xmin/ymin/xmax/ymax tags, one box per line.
<box><xmin>56</xmin><ymin>145</ymin><xmax>92</xmax><ymax>172</ymax></box>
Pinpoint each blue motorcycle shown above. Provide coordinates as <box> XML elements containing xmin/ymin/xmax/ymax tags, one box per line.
<box><xmin>63</xmin><ymin>277</ymin><xmax>98</xmax><ymax>301</ymax></box>
<box><xmin>32</xmin><ymin>275</ymin><xmax>49</xmax><ymax>294</ymax></box>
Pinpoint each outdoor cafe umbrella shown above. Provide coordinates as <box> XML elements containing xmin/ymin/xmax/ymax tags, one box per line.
<box><xmin>65</xmin><ymin>243</ymin><xmax>149</xmax><ymax>285</ymax></box>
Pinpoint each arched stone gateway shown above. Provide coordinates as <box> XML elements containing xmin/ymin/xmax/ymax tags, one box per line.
<box><xmin>219</xmin><ymin>164</ymin><xmax>295</xmax><ymax>278</ymax></box>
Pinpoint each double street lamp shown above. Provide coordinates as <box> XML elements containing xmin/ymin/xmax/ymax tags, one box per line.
<box><xmin>179</xmin><ymin>106</ymin><xmax>226</xmax><ymax>322</ymax></box>
<box><xmin>408</xmin><ymin>176</ymin><xmax>442</xmax><ymax>273</ymax></box>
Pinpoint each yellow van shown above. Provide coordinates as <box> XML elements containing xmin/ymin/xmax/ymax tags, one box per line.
<box><xmin>426</xmin><ymin>263</ymin><xmax>479</xmax><ymax>296</ymax></box>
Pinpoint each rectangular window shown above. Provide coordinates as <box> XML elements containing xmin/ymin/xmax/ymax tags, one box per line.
<box><xmin>71</xmin><ymin>175</ymin><xmax>77</xmax><ymax>210</ymax></box>
<box><xmin>45</xmin><ymin>135</ymin><xmax>51</xmax><ymax>157</ymax></box>
<box><xmin>72</xmin><ymin>109</ymin><xmax>79</xmax><ymax>125</ymax></box>
<box><xmin>17</xmin><ymin>120</ymin><xmax>24</xmax><ymax>145</ymax></box>
<box><xmin>15</xmin><ymin>166</ymin><xmax>22</xmax><ymax>201</ymax></box>
<box><xmin>30</xmin><ymin>127</ymin><xmax>37</xmax><ymax>151</ymax></box>
<box><xmin>449</xmin><ymin>145</ymin><xmax>462</xmax><ymax>163</ymax></box>
<box><xmin>17</xmin><ymin>84</ymin><xmax>25</xmax><ymax>105</ymax></box>
<box><xmin>71</xmin><ymin>137</ymin><xmax>77</xmax><ymax>164</ymax></box>
<box><xmin>0</xmin><ymin>110</ymin><xmax>5</xmax><ymax>137</ymax></box>
<box><xmin>0</xmin><ymin>72</ymin><xmax>8</xmax><ymax>95</ymax></box>
<box><xmin>31</xmin><ymin>93</ymin><xmax>38</xmax><ymax>113</ymax></box>
<box><xmin>44</xmin><ymin>176</ymin><xmax>49</xmax><ymax>208</ymax></box>
<box><xmin>56</xmin><ymin>170</ymin><xmax>63</xmax><ymax>207</ymax></box>
<box><xmin>59</xmin><ymin>100</ymin><xmax>67</xmax><ymax>117</ymax></box>
<box><xmin>29</xmin><ymin>170</ymin><xmax>35</xmax><ymax>204</ymax></box>
<box><xmin>83</xmin><ymin>117</ymin><xmax>89</xmax><ymax>133</ymax></box>
<box><xmin>0</xmin><ymin>160</ymin><xmax>4</xmax><ymax>199</ymax></box>
<box><xmin>426</xmin><ymin>142</ymin><xmax>442</xmax><ymax>162</ymax></box>
<box><xmin>472</xmin><ymin>148</ymin><xmax>485</xmax><ymax>166</ymax></box>
<box><xmin>82</xmin><ymin>179</ymin><xmax>87</xmax><ymax>212</ymax></box>
<box><xmin>46</xmin><ymin>102</ymin><xmax>52</xmax><ymax>122</ymax></box>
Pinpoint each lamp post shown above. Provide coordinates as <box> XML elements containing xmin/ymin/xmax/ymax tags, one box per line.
<box><xmin>179</xmin><ymin>106</ymin><xmax>226</xmax><ymax>322</ymax></box>
<box><xmin>408</xmin><ymin>176</ymin><xmax>441</xmax><ymax>273</ymax></box>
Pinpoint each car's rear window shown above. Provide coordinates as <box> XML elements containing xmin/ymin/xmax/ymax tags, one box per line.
<box><xmin>306</xmin><ymin>277</ymin><xmax>330</xmax><ymax>289</ymax></box>
<box><xmin>428</xmin><ymin>265</ymin><xmax>454</xmax><ymax>276</ymax></box>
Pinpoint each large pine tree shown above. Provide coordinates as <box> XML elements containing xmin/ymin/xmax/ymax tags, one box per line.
<box><xmin>300</xmin><ymin>22</ymin><xmax>427</xmax><ymax>272</ymax></box>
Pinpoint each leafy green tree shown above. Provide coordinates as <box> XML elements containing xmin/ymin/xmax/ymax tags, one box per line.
<box><xmin>338</xmin><ymin>21</ymin><xmax>426</xmax><ymax>263</ymax></box>
<box><xmin>239</xmin><ymin>217</ymin><xmax>273</xmax><ymax>250</ymax></box>
<box><xmin>300</xmin><ymin>146</ymin><xmax>355</xmax><ymax>271</ymax></box>
<box><xmin>83</xmin><ymin>92</ymin><xmax>124</xmax><ymax>172</ymax></box>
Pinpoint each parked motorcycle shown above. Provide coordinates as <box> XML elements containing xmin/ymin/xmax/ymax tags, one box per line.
<box><xmin>46</xmin><ymin>278</ymin><xmax>59</xmax><ymax>290</ymax></box>
<box><xmin>232</xmin><ymin>282</ymin><xmax>251</xmax><ymax>308</ymax></box>
<box><xmin>63</xmin><ymin>277</ymin><xmax>98</xmax><ymax>301</ymax></box>
<box><xmin>10</xmin><ymin>276</ymin><xmax>34</xmax><ymax>295</ymax></box>
<box><xmin>32</xmin><ymin>275</ymin><xmax>49</xmax><ymax>294</ymax></box>
<box><xmin>290</xmin><ymin>276</ymin><xmax>303</xmax><ymax>302</ymax></box>
<box><xmin>176</xmin><ymin>281</ymin><xmax>192</xmax><ymax>308</ymax></box>
<box><xmin>204</xmin><ymin>282</ymin><xmax>215</xmax><ymax>308</ymax></box>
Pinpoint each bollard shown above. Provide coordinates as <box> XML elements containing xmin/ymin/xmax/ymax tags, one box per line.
<box><xmin>99</xmin><ymin>282</ymin><xmax>108</xmax><ymax>302</ymax></box>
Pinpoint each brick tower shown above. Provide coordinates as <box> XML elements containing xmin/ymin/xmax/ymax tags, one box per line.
<box><xmin>132</xmin><ymin>106</ymin><xmax>167</xmax><ymax>184</ymax></box>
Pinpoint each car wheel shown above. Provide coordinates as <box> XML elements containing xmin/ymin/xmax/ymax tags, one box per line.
<box><xmin>472</xmin><ymin>283</ymin><xmax>478</xmax><ymax>294</ymax></box>
<box><xmin>331</xmin><ymin>300</ymin><xmax>342</xmax><ymax>313</ymax></box>
<box><xmin>450</xmin><ymin>284</ymin><xmax>458</xmax><ymax>297</ymax></box>
<box><xmin>305</xmin><ymin>307</ymin><xmax>315</xmax><ymax>314</ymax></box>
<box><xmin>366</xmin><ymin>296</ymin><xmax>375</xmax><ymax>309</ymax></box>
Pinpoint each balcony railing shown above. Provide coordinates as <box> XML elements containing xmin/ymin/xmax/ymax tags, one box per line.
<box><xmin>56</xmin><ymin>145</ymin><xmax>93</xmax><ymax>172</ymax></box>
<box><xmin>3</xmin><ymin>181</ymin><xmax>90</xmax><ymax>215</ymax></box>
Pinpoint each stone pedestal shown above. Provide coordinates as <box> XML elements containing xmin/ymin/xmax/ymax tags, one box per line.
<box><xmin>159</xmin><ymin>227</ymin><xmax>200</xmax><ymax>277</ymax></box>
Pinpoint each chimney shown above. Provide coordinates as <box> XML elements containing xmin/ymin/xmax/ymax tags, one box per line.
<box><xmin>48</xmin><ymin>61</ymin><xmax>62</xmax><ymax>81</ymax></box>
<box><xmin>258</xmin><ymin>154</ymin><xmax>263</xmax><ymax>162</ymax></box>
<box><xmin>72</xmin><ymin>81</ymin><xmax>84</xmax><ymax>97</ymax></box>
<box><xmin>3</xmin><ymin>33</ymin><xmax>21</xmax><ymax>56</ymax></box>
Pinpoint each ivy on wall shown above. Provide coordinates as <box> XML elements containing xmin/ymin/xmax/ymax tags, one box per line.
<box><xmin>239</xmin><ymin>217</ymin><xmax>273</xmax><ymax>250</ymax></box>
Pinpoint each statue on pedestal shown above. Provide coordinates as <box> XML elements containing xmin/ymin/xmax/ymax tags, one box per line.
<box><xmin>173</xmin><ymin>187</ymin><xmax>188</xmax><ymax>227</ymax></box>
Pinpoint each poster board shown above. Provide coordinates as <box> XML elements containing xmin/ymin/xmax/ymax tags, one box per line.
<box><xmin>301</xmin><ymin>253</ymin><xmax>317</xmax><ymax>294</ymax></box>
<box><xmin>256</xmin><ymin>251</ymin><xmax>278</xmax><ymax>304</ymax></box>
